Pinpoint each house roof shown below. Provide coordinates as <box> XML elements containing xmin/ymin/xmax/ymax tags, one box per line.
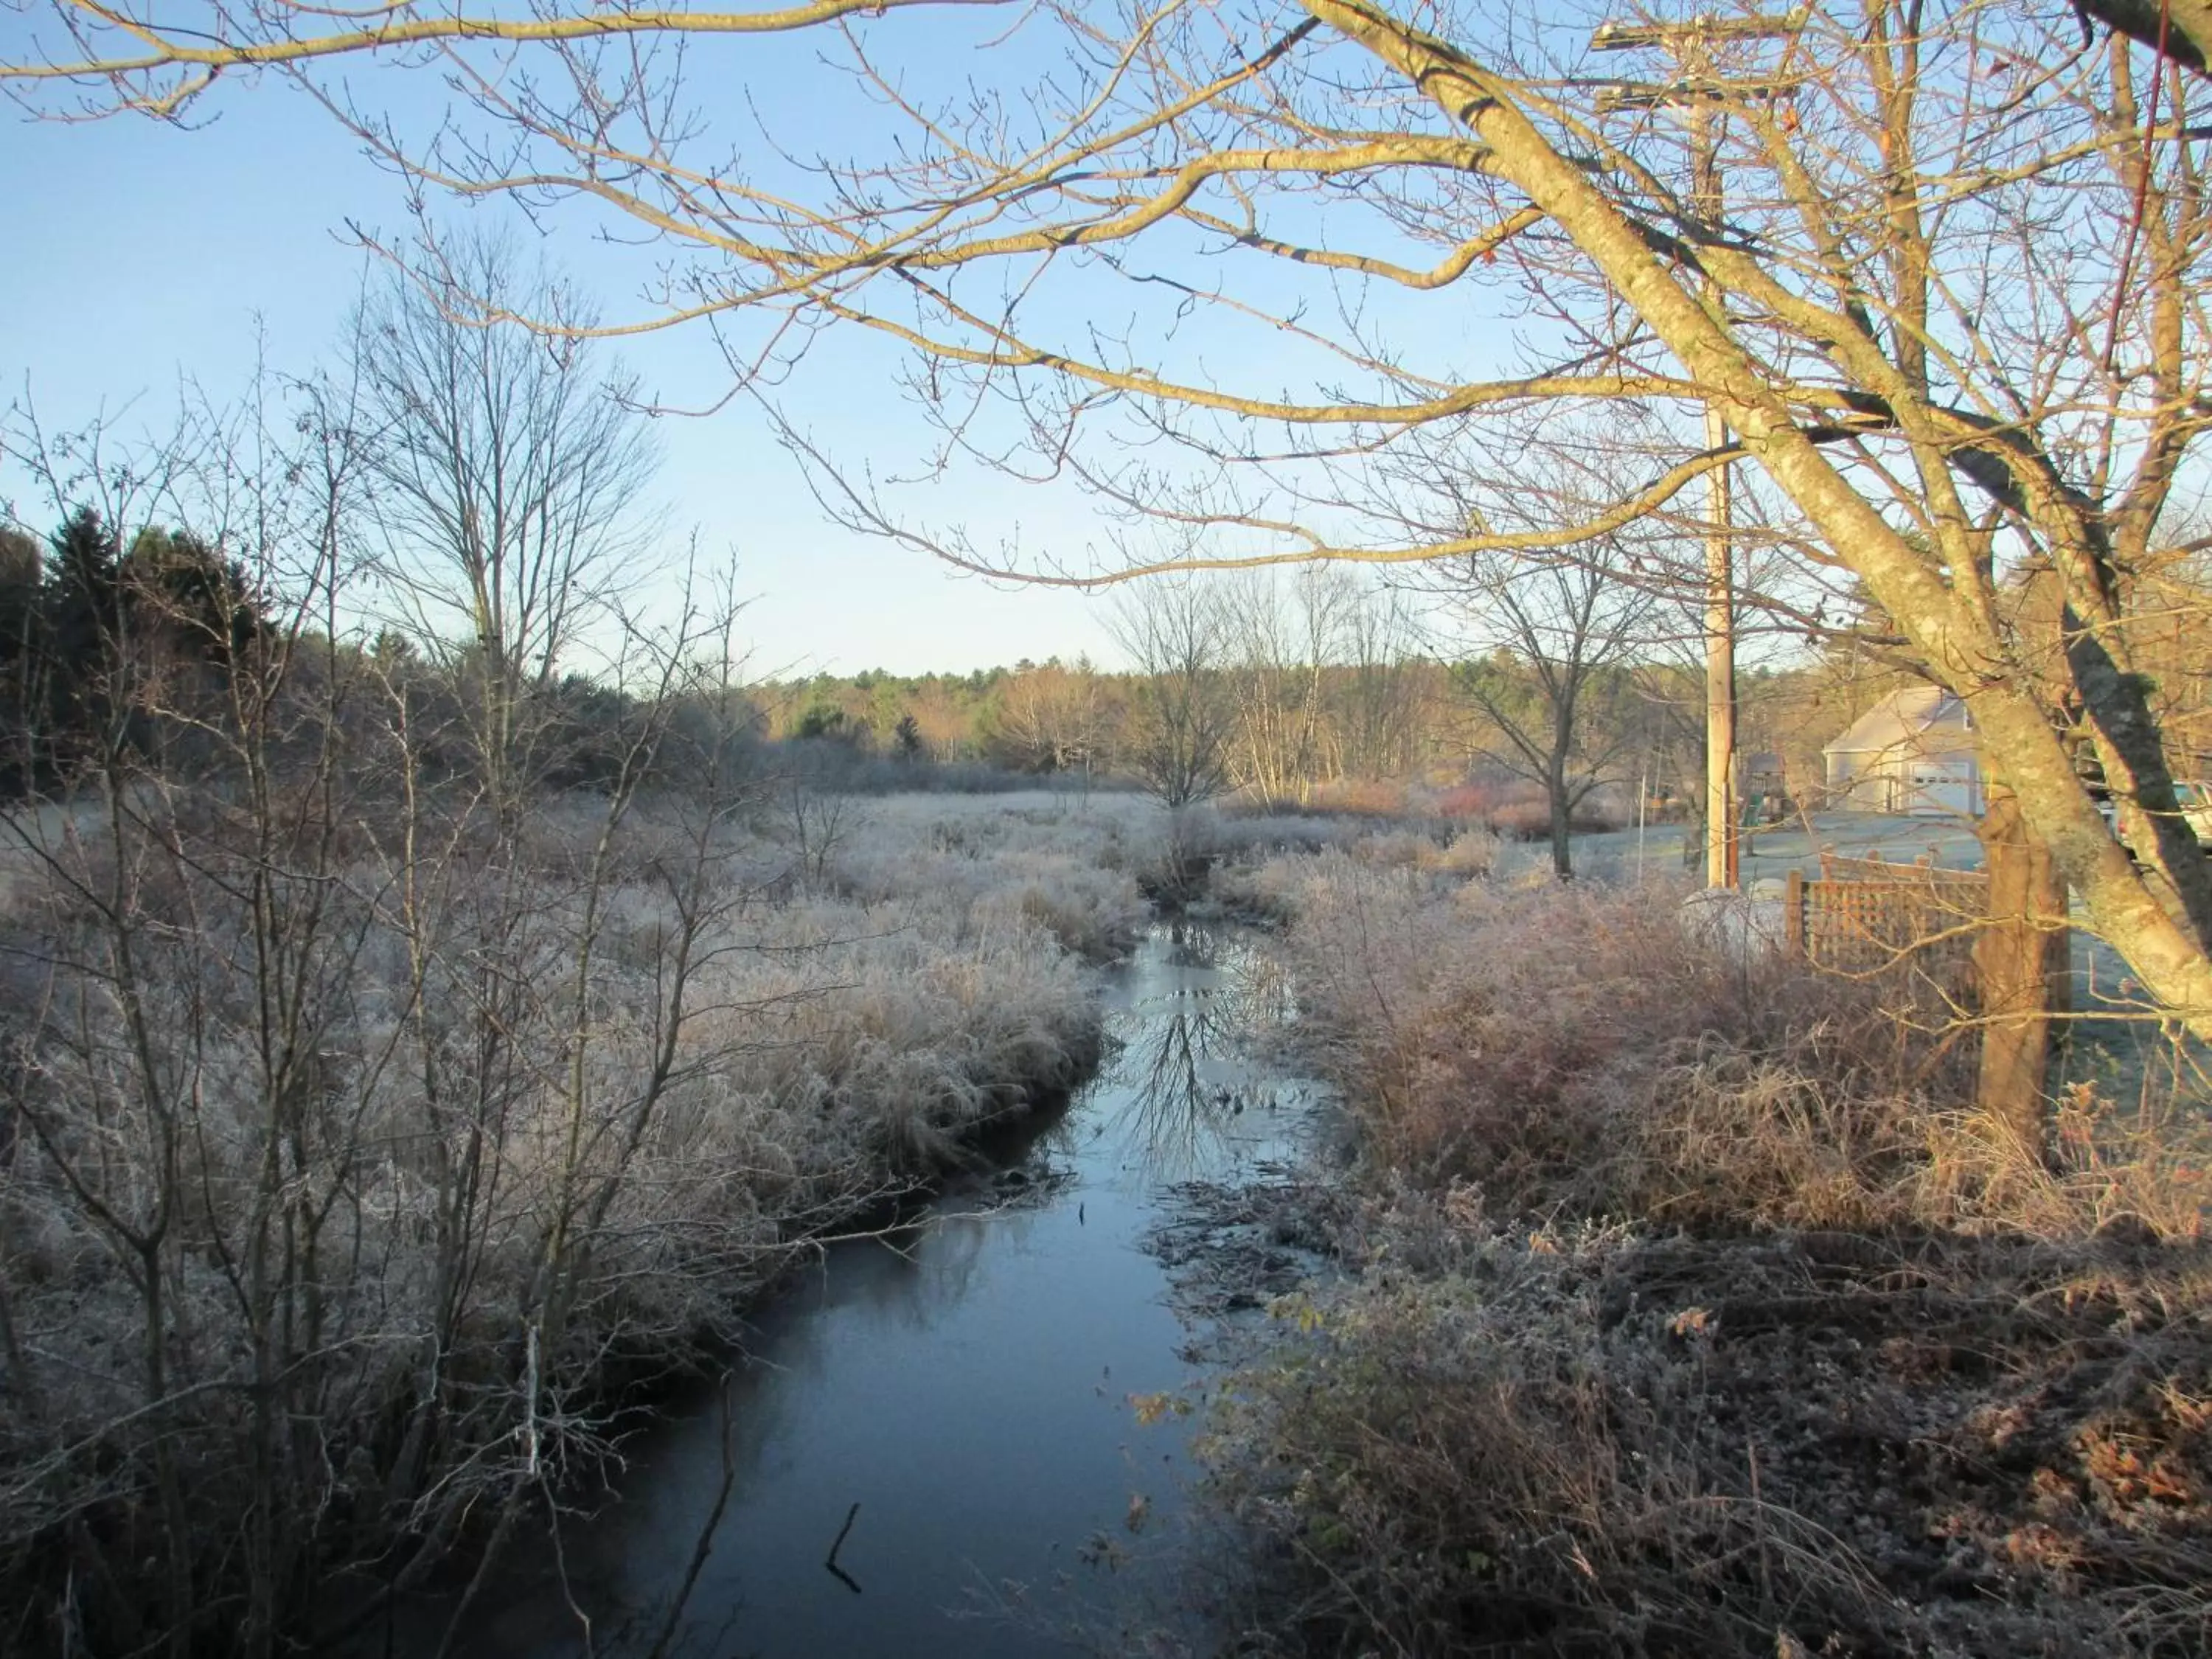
<box><xmin>1823</xmin><ymin>684</ymin><xmax>1977</xmax><ymax>759</ymax></box>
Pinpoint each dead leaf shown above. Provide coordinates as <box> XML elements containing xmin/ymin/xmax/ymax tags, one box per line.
<box><xmin>1670</xmin><ymin>1305</ymin><xmax>1714</xmax><ymax>1338</ymax></box>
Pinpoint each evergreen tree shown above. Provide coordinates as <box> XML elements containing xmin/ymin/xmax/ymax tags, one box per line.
<box><xmin>0</xmin><ymin>526</ymin><xmax>42</xmax><ymax>789</ymax></box>
<box><xmin>41</xmin><ymin>506</ymin><xmax>124</xmax><ymax>764</ymax></box>
<box><xmin>121</xmin><ymin>527</ymin><xmax>264</xmax><ymax>667</ymax></box>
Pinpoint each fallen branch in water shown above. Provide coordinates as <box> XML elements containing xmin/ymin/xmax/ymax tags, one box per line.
<box><xmin>825</xmin><ymin>1501</ymin><xmax>863</xmax><ymax>1595</ymax></box>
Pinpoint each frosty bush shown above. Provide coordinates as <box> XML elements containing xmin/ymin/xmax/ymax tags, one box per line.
<box><xmin>0</xmin><ymin>780</ymin><xmax>1110</xmax><ymax>1656</ymax></box>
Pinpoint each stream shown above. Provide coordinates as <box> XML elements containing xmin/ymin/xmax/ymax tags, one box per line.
<box><xmin>431</xmin><ymin>920</ymin><xmax>1326</xmax><ymax>1659</ymax></box>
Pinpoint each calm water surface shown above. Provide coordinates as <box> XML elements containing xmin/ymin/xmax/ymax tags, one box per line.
<box><xmin>446</xmin><ymin>922</ymin><xmax>1319</xmax><ymax>1659</ymax></box>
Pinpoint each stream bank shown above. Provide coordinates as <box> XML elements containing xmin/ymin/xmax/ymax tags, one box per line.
<box><xmin>396</xmin><ymin>920</ymin><xmax>1331</xmax><ymax>1659</ymax></box>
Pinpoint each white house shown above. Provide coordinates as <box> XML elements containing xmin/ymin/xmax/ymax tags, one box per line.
<box><xmin>1822</xmin><ymin>685</ymin><xmax>1984</xmax><ymax>817</ymax></box>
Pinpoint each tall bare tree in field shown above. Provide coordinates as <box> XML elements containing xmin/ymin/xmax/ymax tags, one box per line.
<box><xmin>1110</xmin><ymin>579</ymin><xmax>1236</xmax><ymax>812</ymax></box>
<box><xmin>1452</xmin><ymin>543</ymin><xmax>1657</xmax><ymax>878</ymax></box>
<box><xmin>1335</xmin><ymin>582</ymin><xmax>1433</xmax><ymax>783</ymax></box>
<box><xmin>19</xmin><ymin>1</ymin><xmax>2212</xmax><ymax>1027</ymax></box>
<box><xmin>1223</xmin><ymin>568</ymin><xmax>1355</xmax><ymax>803</ymax></box>
<box><xmin>354</xmin><ymin>235</ymin><xmax>659</xmax><ymax>821</ymax></box>
<box><xmin>991</xmin><ymin>658</ymin><xmax>1107</xmax><ymax>783</ymax></box>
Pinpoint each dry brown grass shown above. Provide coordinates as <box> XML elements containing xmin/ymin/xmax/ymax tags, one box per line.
<box><xmin>1266</xmin><ymin>851</ymin><xmax>2211</xmax><ymax>1240</ymax></box>
<box><xmin>1203</xmin><ymin>844</ymin><xmax>2212</xmax><ymax>1658</ymax></box>
<box><xmin>1210</xmin><ymin>1203</ymin><xmax>2212</xmax><ymax>1658</ymax></box>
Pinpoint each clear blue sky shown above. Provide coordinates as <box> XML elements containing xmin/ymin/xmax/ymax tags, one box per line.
<box><xmin>0</xmin><ymin>31</ymin><xmax>1152</xmax><ymax>676</ymax></box>
<box><xmin>1</xmin><ymin>12</ymin><xmax>1526</xmax><ymax>676</ymax></box>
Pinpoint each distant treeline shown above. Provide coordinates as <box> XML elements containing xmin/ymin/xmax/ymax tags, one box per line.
<box><xmin>748</xmin><ymin>652</ymin><xmax>1938</xmax><ymax>818</ymax></box>
<box><xmin>0</xmin><ymin>505</ymin><xmax>2086</xmax><ymax>829</ymax></box>
<box><xmin>751</xmin><ymin>654</ymin><xmax>1453</xmax><ymax>785</ymax></box>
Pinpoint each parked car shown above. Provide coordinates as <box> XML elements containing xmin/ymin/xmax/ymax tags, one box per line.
<box><xmin>2182</xmin><ymin>782</ymin><xmax>2212</xmax><ymax>842</ymax></box>
<box><xmin>2101</xmin><ymin>781</ymin><xmax>2212</xmax><ymax>855</ymax></box>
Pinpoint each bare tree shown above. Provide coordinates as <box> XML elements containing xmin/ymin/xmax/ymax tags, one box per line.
<box><xmin>1225</xmin><ymin>568</ymin><xmax>1350</xmax><ymax>804</ymax></box>
<box><xmin>353</xmin><ymin>234</ymin><xmax>659</xmax><ymax>820</ymax></box>
<box><xmin>990</xmin><ymin>657</ymin><xmax>1107</xmax><ymax>788</ymax></box>
<box><xmin>1449</xmin><ymin>544</ymin><xmax>1656</xmax><ymax>878</ymax></box>
<box><xmin>2076</xmin><ymin>0</ymin><xmax>2212</xmax><ymax>73</ymax></box>
<box><xmin>1110</xmin><ymin>580</ymin><xmax>1235</xmax><ymax>813</ymax></box>
<box><xmin>21</xmin><ymin>3</ymin><xmax>2212</xmax><ymax>1032</ymax></box>
<box><xmin>0</xmin><ymin>375</ymin><xmax>397</xmax><ymax>1659</ymax></box>
<box><xmin>0</xmin><ymin>376</ymin><xmax>768</xmax><ymax>1658</ymax></box>
<box><xmin>1334</xmin><ymin>582</ymin><xmax>1433</xmax><ymax>785</ymax></box>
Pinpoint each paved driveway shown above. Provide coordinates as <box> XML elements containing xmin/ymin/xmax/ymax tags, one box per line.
<box><xmin>1545</xmin><ymin>810</ymin><xmax>1985</xmax><ymax>886</ymax></box>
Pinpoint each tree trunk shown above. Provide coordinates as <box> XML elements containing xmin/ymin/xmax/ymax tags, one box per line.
<box><xmin>1312</xmin><ymin>0</ymin><xmax>2212</xmax><ymax>1036</ymax></box>
<box><xmin>1548</xmin><ymin>763</ymin><xmax>1573</xmax><ymax>880</ymax></box>
<box><xmin>1973</xmin><ymin>788</ymin><xmax>2070</xmax><ymax>1159</ymax></box>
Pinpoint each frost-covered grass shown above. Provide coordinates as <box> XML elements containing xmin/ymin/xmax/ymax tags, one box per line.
<box><xmin>821</xmin><ymin>790</ymin><xmax>1164</xmax><ymax>957</ymax></box>
<box><xmin>1209</xmin><ymin>818</ymin><xmax>1503</xmax><ymax>922</ymax></box>
<box><xmin>1189</xmin><ymin>818</ymin><xmax>2212</xmax><ymax>1659</ymax></box>
<box><xmin>0</xmin><ymin>782</ymin><xmax>1136</xmax><ymax>1656</ymax></box>
<box><xmin>1248</xmin><ymin>830</ymin><xmax>2211</xmax><ymax>1231</ymax></box>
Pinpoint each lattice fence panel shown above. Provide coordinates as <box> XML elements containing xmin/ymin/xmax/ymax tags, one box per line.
<box><xmin>1787</xmin><ymin>858</ymin><xmax>1989</xmax><ymax>1012</ymax></box>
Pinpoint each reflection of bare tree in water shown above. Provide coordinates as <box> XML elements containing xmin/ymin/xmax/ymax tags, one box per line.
<box><xmin>1161</xmin><ymin>918</ymin><xmax>1224</xmax><ymax>967</ymax></box>
<box><xmin>1159</xmin><ymin>922</ymin><xmax>1295</xmax><ymax>1026</ymax></box>
<box><xmin>1109</xmin><ymin>926</ymin><xmax>1288</xmax><ymax>1182</ymax></box>
<box><xmin>1122</xmin><ymin>995</ymin><xmax>1239</xmax><ymax>1182</ymax></box>
<box><xmin>1236</xmin><ymin>947</ymin><xmax>1298</xmax><ymax>1031</ymax></box>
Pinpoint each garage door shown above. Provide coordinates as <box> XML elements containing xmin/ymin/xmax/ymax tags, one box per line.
<box><xmin>1904</xmin><ymin>762</ymin><xmax>1976</xmax><ymax>817</ymax></box>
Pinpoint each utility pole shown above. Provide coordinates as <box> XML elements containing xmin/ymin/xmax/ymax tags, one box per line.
<box><xmin>1592</xmin><ymin>10</ymin><xmax>1802</xmax><ymax>889</ymax></box>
